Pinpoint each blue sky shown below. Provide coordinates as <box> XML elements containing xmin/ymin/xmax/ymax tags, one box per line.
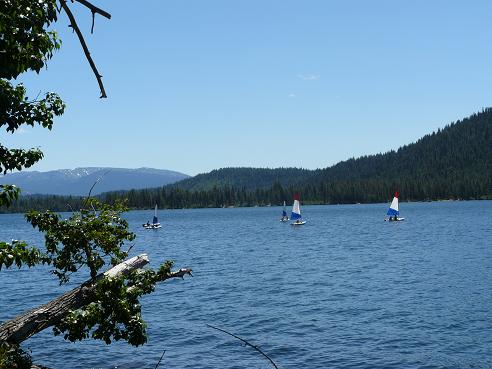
<box><xmin>4</xmin><ymin>0</ymin><xmax>492</xmax><ymax>175</ymax></box>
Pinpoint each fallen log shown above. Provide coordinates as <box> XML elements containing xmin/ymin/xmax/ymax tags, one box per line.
<box><xmin>0</xmin><ymin>254</ymin><xmax>192</xmax><ymax>345</ymax></box>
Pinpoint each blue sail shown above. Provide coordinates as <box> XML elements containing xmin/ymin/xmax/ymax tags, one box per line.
<box><xmin>291</xmin><ymin>195</ymin><xmax>302</xmax><ymax>220</ymax></box>
<box><xmin>387</xmin><ymin>208</ymin><xmax>399</xmax><ymax>216</ymax></box>
<box><xmin>290</xmin><ymin>212</ymin><xmax>301</xmax><ymax>220</ymax></box>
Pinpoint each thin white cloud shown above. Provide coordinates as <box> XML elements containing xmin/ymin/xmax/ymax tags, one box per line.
<box><xmin>288</xmin><ymin>93</ymin><xmax>296</xmax><ymax>98</ymax></box>
<box><xmin>16</xmin><ymin>127</ymin><xmax>29</xmax><ymax>135</ymax></box>
<box><xmin>298</xmin><ymin>73</ymin><xmax>320</xmax><ymax>81</ymax></box>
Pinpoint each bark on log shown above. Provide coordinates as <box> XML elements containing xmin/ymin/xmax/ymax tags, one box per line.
<box><xmin>0</xmin><ymin>254</ymin><xmax>191</xmax><ymax>345</ymax></box>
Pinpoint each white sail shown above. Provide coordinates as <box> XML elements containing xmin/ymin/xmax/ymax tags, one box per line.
<box><xmin>152</xmin><ymin>204</ymin><xmax>159</xmax><ymax>224</ymax></box>
<box><xmin>386</xmin><ymin>192</ymin><xmax>403</xmax><ymax>220</ymax></box>
<box><xmin>388</xmin><ymin>196</ymin><xmax>399</xmax><ymax>213</ymax></box>
<box><xmin>291</xmin><ymin>194</ymin><xmax>302</xmax><ymax>220</ymax></box>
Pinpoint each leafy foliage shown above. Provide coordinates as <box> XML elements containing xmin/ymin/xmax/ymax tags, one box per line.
<box><xmin>0</xmin><ymin>185</ymin><xmax>20</xmax><ymax>208</ymax></box>
<box><xmin>0</xmin><ymin>0</ymin><xmax>65</xmax><ymax>205</ymax></box>
<box><xmin>0</xmin><ymin>5</ymin><xmax>65</xmax><ymax>367</ymax></box>
<box><xmin>0</xmin><ymin>80</ymin><xmax>65</xmax><ymax>178</ymax></box>
<box><xmin>0</xmin><ymin>80</ymin><xmax>65</xmax><ymax>136</ymax></box>
<box><xmin>53</xmin><ymin>261</ymin><xmax>174</xmax><ymax>346</ymax></box>
<box><xmin>0</xmin><ymin>143</ymin><xmax>44</xmax><ymax>175</ymax></box>
<box><xmin>2</xmin><ymin>198</ymin><xmax>177</xmax><ymax>351</ymax></box>
<box><xmin>0</xmin><ymin>239</ymin><xmax>47</xmax><ymax>270</ymax></box>
<box><xmin>1</xmin><ymin>2</ymin><xmax>184</xmax><ymax>367</ymax></box>
<box><xmin>26</xmin><ymin>200</ymin><xmax>135</xmax><ymax>281</ymax></box>
<box><xmin>54</xmin><ymin>275</ymin><xmax>149</xmax><ymax>346</ymax></box>
<box><xmin>0</xmin><ymin>0</ymin><xmax>60</xmax><ymax>79</ymax></box>
<box><xmin>0</xmin><ymin>343</ymin><xmax>32</xmax><ymax>369</ymax></box>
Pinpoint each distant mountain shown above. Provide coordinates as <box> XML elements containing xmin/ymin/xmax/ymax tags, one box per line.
<box><xmin>0</xmin><ymin>167</ymin><xmax>189</xmax><ymax>196</ymax></box>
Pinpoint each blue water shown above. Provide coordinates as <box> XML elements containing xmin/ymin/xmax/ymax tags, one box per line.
<box><xmin>1</xmin><ymin>201</ymin><xmax>492</xmax><ymax>369</ymax></box>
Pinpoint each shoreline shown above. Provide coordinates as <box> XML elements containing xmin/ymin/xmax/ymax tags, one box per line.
<box><xmin>2</xmin><ymin>197</ymin><xmax>491</xmax><ymax>215</ymax></box>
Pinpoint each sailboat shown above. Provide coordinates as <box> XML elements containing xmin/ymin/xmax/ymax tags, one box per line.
<box><xmin>290</xmin><ymin>194</ymin><xmax>306</xmax><ymax>225</ymax></box>
<box><xmin>280</xmin><ymin>201</ymin><xmax>289</xmax><ymax>222</ymax></box>
<box><xmin>385</xmin><ymin>192</ymin><xmax>405</xmax><ymax>222</ymax></box>
<box><xmin>143</xmin><ymin>204</ymin><xmax>162</xmax><ymax>229</ymax></box>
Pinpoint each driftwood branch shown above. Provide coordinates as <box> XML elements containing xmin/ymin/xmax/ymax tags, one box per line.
<box><xmin>60</xmin><ymin>0</ymin><xmax>108</xmax><ymax>98</ymax></box>
<box><xmin>206</xmin><ymin>324</ymin><xmax>279</xmax><ymax>369</ymax></box>
<box><xmin>0</xmin><ymin>254</ymin><xmax>191</xmax><ymax>345</ymax></box>
<box><xmin>158</xmin><ymin>267</ymin><xmax>193</xmax><ymax>281</ymax></box>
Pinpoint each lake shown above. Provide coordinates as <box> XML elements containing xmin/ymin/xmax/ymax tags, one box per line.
<box><xmin>1</xmin><ymin>201</ymin><xmax>492</xmax><ymax>368</ymax></box>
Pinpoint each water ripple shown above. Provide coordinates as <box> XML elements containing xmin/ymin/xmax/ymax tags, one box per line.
<box><xmin>1</xmin><ymin>202</ymin><xmax>492</xmax><ymax>368</ymax></box>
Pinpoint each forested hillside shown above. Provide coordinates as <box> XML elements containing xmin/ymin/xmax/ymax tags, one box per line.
<box><xmin>303</xmin><ymin>108</ymin><xmax>492</xmax><ymax>203</ymax></box>
<box><xmin>2</xmin><ymin>109</ymin><xmax>491</xmax><ymax>213</ymax></box>
<box><xmin>114</xmin><ymin>108</ymin><xmax>490</xmax><ymax>207</ymax></box>
<box><xmin>172</xmin><ymin>167</ymin><xmax>313</xmax><ymax>191</ymax></box>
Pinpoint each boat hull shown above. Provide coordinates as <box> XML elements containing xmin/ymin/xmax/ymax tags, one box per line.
<box><xmin>143</xmin><ymin>223</ymin><xmax>162</xmax><ymax>229</ymax></box>
<box><xmin>291</xmin><ymin>220</ymin><xmax>306</xmax><ymax>226</ymax></box>
<box><xmin>385</xmin><ymin>217</ymin><xmax>405</xmax><ymax>222</ymax></box>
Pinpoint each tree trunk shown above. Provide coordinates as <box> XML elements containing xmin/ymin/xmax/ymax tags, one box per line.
<box><xmin>0</xmin><ymin>254</ymin><xmax>191</xmax><ymax>345</ymax></box>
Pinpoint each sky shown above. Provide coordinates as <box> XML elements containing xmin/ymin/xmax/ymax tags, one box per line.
<box><xmin>4</xmin><ymin>0</ymin><xmax>492</xmax><ymax>176</ymax></box>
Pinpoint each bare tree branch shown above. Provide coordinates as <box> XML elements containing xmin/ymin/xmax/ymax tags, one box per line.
<box><xmin>73</xmin><ymin>0</ymin><xmax>111</xmax><ymax>19</ymax></box>
<box><xmin>91</xmin><ymin>10</ymin><xmax>95</xmax><ymax>34</ymax></box>
<box><xmin>206</xmin><ymin>324</ymin><xmax>279</xmax><ymax>369</ymax></box>
<box><xmin>59</xmin><ymin>0</ymin><xmax>108</xmax><ymax>98</ymax></box>
<box><xmin>83</xmin><ymin>169</ymin><xmax>110</xmax><ymax>208</ymax></box>
<box><xmin>154</xmin><ymin>350</ymin><xmax>166</xmax><ymax>369</ymax></box>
